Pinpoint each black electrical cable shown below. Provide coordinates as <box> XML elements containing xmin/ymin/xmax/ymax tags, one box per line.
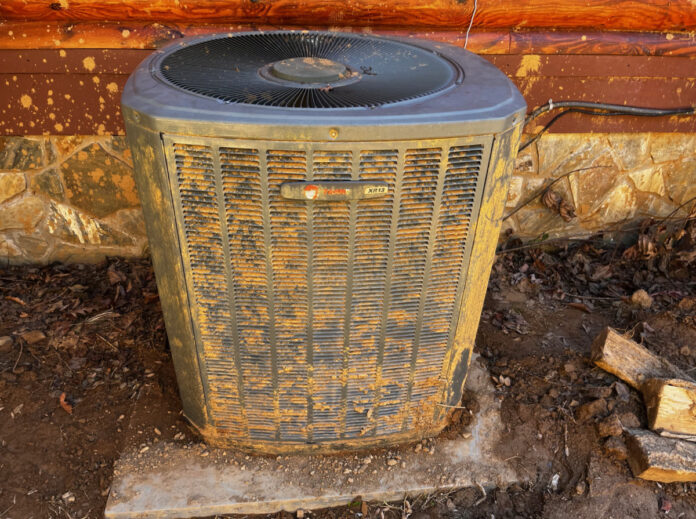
<box><xmin>519</xmin><ymin>100</ymin><xmax>696</xmax><ymax>152</ymax></box>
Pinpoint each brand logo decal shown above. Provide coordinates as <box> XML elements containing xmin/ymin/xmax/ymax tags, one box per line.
<box><xmin>304</xmin><ymin>185</ymin><xmax>319</xmax><ymax>200</ymax></box>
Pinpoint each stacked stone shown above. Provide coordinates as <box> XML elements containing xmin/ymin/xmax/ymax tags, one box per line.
<box><xmin>503</xmin><ymin>133</ymin><xmax>696</xmax><ymax>241</ymax></box>
<box><xmin>0</xmin><ymin>135</ymin><xmax>147</xmax><ymax>264</ymax></box>
<box><xmin>0</xmin><ymin>133</ymin><xmax>694</xmax><ymax>263</ymax></box>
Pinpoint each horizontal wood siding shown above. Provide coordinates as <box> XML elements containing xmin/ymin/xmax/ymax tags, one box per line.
<box><xmin>2</xmin><ymin>49</ymin><xmax>695</xmax><ymax>135</ymax></box>
<box><xmin>2</xmin><ymin>0</ymin><xmax>696</xmax><ymax>31</ymax></box>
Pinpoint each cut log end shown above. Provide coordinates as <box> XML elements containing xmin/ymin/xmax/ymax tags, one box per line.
<box><xmin>626</xmin><ymin>429</ymin><xmax>696</xmax><ymax>483</ymax></box>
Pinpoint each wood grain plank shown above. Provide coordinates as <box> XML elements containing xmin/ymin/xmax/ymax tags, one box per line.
<box><xmin>2</xmin><ymin>0</ymin><xmax>696</xmax><ymax>32</ymax></box>
<box><xmin>0</xmin><ymin>49</ymin><xmax>151</xmax><ymax>74</ymax></box>
<box><xmin>7</xmin><ymin>51</ymin><xmax>696</xmax><ymax>79</ymax></box>
<box><xmin>0</xmin><ymin>74</ymin><xmax>127</xmax><ymax>135</ymax></box>
<box><xmin>3</xmin><ymin>70</ymin><xmax>695</xmax><ymax>135</ymax></box>
<box><xmin>2</xmin><ymin>22</ymin><xmax>695</xmax><ymax>58</ymax></box>
<box><xmin>0</xmin><ymin>22</ymin><xmax>510</xmax><ymax>53</ymax></box>
<box><xmin>510</xmin><ymin>30</ymin><xmax>696</xmax><ymax>57</ymax></box>
<box><xmin>486</xmin><ymin>55</ymin><xmax>696</xmax><ymax>79</ymax></box>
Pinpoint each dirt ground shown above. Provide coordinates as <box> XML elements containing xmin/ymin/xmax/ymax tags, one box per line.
<box><xmin>1</xmin><ymin>216</ymin><xmax>695</xmax><ymax>519</ymax></box>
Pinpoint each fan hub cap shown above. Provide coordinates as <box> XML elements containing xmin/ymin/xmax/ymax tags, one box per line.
<box><xmin>270</xmin><ymin>57</ymin><xmax>349</xmax><ymax>84</ymax></box>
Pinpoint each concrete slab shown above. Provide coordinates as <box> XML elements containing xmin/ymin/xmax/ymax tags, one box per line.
<box><xmin>105</xmin><ymin>356</ymin><xmax>521</xmax><ymax>518</ymax></box>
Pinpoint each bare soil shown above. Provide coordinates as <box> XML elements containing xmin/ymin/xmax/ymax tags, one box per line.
<box><xmin>1</xmin><ymin>218</ymin><xmax>695</xmax><ymax>518</ymax></box>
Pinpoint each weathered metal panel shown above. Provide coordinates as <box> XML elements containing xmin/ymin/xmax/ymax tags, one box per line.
<box><xmin>158</xmin><ymin>135</ymin><xmax>493</xmax><ymax>452</ymax></box>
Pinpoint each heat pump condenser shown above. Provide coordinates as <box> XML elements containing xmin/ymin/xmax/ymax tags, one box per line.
<box><xmin>122</xmin><ymin>31</ymin><xmax>526</xmax><ymax>453</ymax></box>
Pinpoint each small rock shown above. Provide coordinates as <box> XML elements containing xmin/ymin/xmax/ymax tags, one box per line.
<box><xmin>575</xmin><ymin>480</ymin><xmax>586</xmax><ymax>495</ymax></box>
<box><xmin>619</xmin><ymin>411</ymin><xmax>641</xmax><ymax>429</ymax></box>
<box><xmin>680</xmin><ymin>346</ymin><xmax>691</xmax><ymax>356</ymax></box>
<box><xmin>598</xmin><ymin>414</ymin><xmax>623</xmax><ymax>437</ymax></box>
<box><xmin>61</xmin><ymin>491</ymin><xmax>75</xmax><ymax>504</ymax></box>
<box><xmin>563</xmin><ymin>361</ymin><xmax>577</xmax><ymax>373</ymax></box>
<box><xmin>613</xmin><ymin>382</ymin><xmax>630</xmax><ymax>402</ymax></box>
<box><xmin>0</xmin><ymin>336</ymin><xmax>13</xmax><ymax>353</ymax></box>
<box><xmin>586</xmin><ymin>386</ymin><xmax>613</xmax><ymax>399</ymax></box>
<box><xmin>20</xmin><ymin>330</ymin><xmax>46</xmax><ymax>345</ymax></box>
<box><xmin>386</xmin><ymin>459</ymin><xmax>398</xmax><ymax>466</ymax></box>
<box><xmin>603</xmin><ymin>436</ymin><xmax>628</xmax><ymax>460</ymax></box>
<box><xmin>550</xmin><ymin>473</ymin><xmax>560</xmax><ymax>492</ymax></box>
<box><xmin>414</xmin><ymin>443</ymin><xmax>422</xmax><ymax>453</ymax></box>
<box><xmin>1</xmin><ymin>372</ymin><xmax>17</xmax><ymax>382</ymax></box>
<box><xmin>576</xmin><ymin>398</ymin><xmax>608</xmax><ymax>422</ymax></box>
<box><xmin>630</xmin><ymin>289</ymin><xmax>653</xmax><ymax>309</ymax></box>
<box><xmin>296</xmin><ymin>509</ymin><xmax>305</xmax><ymax>519</ymax></box>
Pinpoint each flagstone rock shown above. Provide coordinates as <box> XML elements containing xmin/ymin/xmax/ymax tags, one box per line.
<box><xmin>60</xmin><ymin>143</ymin><xmax>139</xmax><ymax>218</ymax></box>
<box><xmin>0</xmin><ymin>172</ymin><xmax>27</xmax><ymax>204</ymax></box>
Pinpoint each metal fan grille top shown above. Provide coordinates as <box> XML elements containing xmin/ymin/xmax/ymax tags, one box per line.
<box><xmin>157</xmin><ymin>32</ymin><xmax>459</xmax><ymax>108</ymax></box>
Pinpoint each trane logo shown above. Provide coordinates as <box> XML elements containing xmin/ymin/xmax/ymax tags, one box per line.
<box><xmin>282</xmin><ymin>181</ymin><xmax>389</xmax><ymax>201</ymax></box>
<box><xmin>303</xmin><ymin>185</ymin><xmax>319</xmax><ymax>200</ymax></box>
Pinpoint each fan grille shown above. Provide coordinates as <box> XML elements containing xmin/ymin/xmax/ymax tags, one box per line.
<box><xmin>157</xmin><ymin>32</ymin><xmax>459</xmax><ymax>109</ymax></box>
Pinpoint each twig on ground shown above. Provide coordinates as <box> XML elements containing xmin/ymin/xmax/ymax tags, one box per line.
<box><xmin>474</xmin><ymin>482</ymin><xmax>487</xmax><ymax>506</ymax></box>
<box><xmin>12</xmin><ymin>343</ymin><xmax>23</xmax><ymax>373</ymax></box>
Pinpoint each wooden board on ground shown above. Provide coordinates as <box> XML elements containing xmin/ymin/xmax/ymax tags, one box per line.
<box><xmin>642</xmin><ymin>378</ymin><xmax>696</xmax><ymax>437</ymax></box>
<box><xmin>590</xmin><ymin>327</ymin><xmax>694</xmax><ymax>390</ymax></box>
<box><xmin>626</xmin><ymin>428</ymin><xmax>696</xmax><ymax>483</ymax></box>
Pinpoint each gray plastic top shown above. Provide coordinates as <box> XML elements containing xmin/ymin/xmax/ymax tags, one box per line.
<box><xmin>121</xmin><ymin>31</ymin><xmax>526</xmax><ymax>141</ymax></box>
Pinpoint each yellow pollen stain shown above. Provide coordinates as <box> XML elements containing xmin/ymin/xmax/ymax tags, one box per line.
<box><xmin>82</xmin><ymin>56</ymin><xmax>96</xmax><ymax>72</ymax></box>
<box><xmin>106</xmin><ymin>82</ymin><xmax>118</xmax><ymax>94</ymax></box>
<box><xmin>47</xmin><ymin>98</ymin><xmax>54</xmax><ymax>105</ymax></box>
<box><xmin>59</xmin><ymin>49</ymin><xmax>66</xmax><ymax>58</ymax></box>
<box><xmin>54</xmin><ymin>123</ymin><xmax>64</xmax><ymax>132</ymax></box>
<box><xmin>49</xmin><ymin>113</ymin><xmax>56</xmax><ymax>120</ymax></box>
<box><xmin>666</xmin><ymin>33</ymin><xmax>674</xmax><ymax>40</ymax></box>
<box><xmin>20</xmin><ymin>94</ymin><xmax>32</xmax><ymax>108</ymax></box>
<box><xmin>122</xmin><ymin>29</ymin><xmax>131</xmax><ymax>38</ymax></box>
<box><xmin>515</xmin><ymin>55</ymin><xmax>542</xmax><ymax>77</ymax></box>
<box><xmin>92</xmin><ymin>76</ymin><xmax>100</xmax><ymax>84</ymax></box>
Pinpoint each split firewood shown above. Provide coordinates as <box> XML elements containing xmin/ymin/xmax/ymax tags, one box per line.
<box><xmin>590</xmin><ymin>327</ymin><xmax>694</xmax><ymax>390</ymax></box>
<box><xmin>642</xmin><ymin>378</ymin><xmax>696</xmax><ymax>438</ymax></box>
<box><xmin>625</xmin><ymin>429</ymin><xmax>696</xmax><ymax>483</ymax></box>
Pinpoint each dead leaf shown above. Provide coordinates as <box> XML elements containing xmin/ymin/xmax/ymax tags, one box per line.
<box><xmin>568</xmin><ymin>302</ymin><xmax>592</xmax><ymax>313</ymax></box>
<box><xmin>20</xmin><ymin>330</ymin><xmax>46</xmax><ymax>344</ymax></box>
<box><xmin>590</xmin><ymin>264</ymin><xmax>613</xmax><ymax>281</ymax></box>
<box><xmin>5</xmin><ymin>296</ymin><xmax>27</xmax><ymax>306</ymax></box>
<box><xmin>542</xmin><ymin>190</ymin><xmax>576</xmax><ymax>222</ymax></box>
<box><xmin>59</xmin><ymin>392</ymin><xmax>73</xmax><ymax>414</ymax></box>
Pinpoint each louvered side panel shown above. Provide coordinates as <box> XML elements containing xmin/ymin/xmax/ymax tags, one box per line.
<box><xmin>410</xmin><ymin>145</ymin><xmax>483</xmax><ymax>414</ymax></box>
<box><xmin>345</xmin><ymin>150</ymin><xmax>398</xmax><ymax>437</ymax></box>
<box><xmin>171</xmin><ymin>143</ymin><xmax>244</xmax><ymax>434</ymax></box>
<box><xmin>267</xmin><ymin>150</ymin><xmax>310</xmax><ymax>442</ymax></box>
<box><xmin>378</xmin><ymin>148</ymin><xmax>441</xmax><ymax>434</ymax></box>
<box><xmin>310</xmin><ymin>151</ymin><xmax>352</xmax><ymax>441</ymax></box>
<box><xmin>219</xmin><ymin>147</ymin><xmax>275</xmax><ymax>439</ymax></box>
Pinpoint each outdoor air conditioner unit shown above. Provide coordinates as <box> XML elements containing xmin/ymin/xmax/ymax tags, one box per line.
<box><xmin>121</xmin><ymin>31</ymin><xmax>526</xmax><ymax>453</ymax></box>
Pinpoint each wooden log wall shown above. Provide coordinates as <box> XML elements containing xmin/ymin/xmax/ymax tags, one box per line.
<box><xmin>2</xmin><ymin>0</ymin><xmax>696</xmax><ymax>135</ymax></box>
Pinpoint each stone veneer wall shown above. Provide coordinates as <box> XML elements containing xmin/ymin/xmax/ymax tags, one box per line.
<box><xmin>0</xmin><ymin>133</ymin><xmax>694</xmax><ymax>264</ymax></box>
